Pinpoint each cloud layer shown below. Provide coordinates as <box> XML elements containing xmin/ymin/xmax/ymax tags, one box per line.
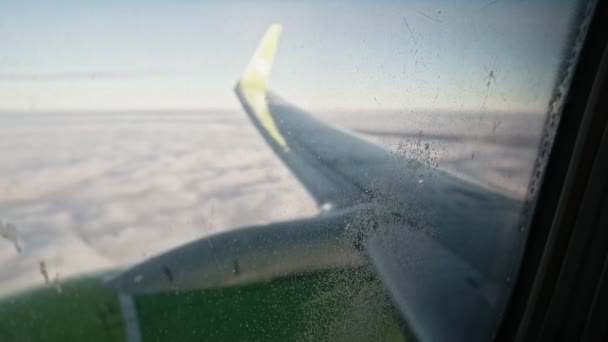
<box><xmin>0</xmin><ymin>109</ymin><xmax>543</xmax><ymax>296</ymax></box>
<box><xmin>0</xmin><ymin>111</ymin><xmax>317</xmax><ymax>296</ymax></box>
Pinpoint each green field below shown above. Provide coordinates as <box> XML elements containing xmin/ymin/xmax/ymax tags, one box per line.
<box><xmin>0</xmin><ymin>268</ymin><xmax>405</xmax><ymax>341</ymax></box>
<box><xmin>135</xmin><ymin>268</ymin><xmax>405</xmax><ymax>342</ymax></box>
<box><xmin>0</xmin><ymin>277</ymin><xmax>126</xmax><ymax>342</ymax></box>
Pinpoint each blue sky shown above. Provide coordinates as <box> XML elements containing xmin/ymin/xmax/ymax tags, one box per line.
<box><xmin>0</xmin><ymin>0</ymin><xmax>581</xmax><ymax>111</ymax></box>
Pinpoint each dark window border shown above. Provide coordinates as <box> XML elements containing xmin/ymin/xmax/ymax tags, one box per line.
<box><xmin>496</xmin><ymin>1</ymin><xmax>608</xmax><ymax>340</ymax></box>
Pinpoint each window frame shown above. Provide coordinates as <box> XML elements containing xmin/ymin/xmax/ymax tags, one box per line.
<box><xmin>495</xmin><ymin>1</ymin><xmax>608</xmax><ymax>340</ymax></box>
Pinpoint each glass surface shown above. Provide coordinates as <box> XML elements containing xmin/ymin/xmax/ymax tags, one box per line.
<box><xmin>0</xmin><ymin>0</ymin><xmax>594</xmax><ymax>340</ymax></box>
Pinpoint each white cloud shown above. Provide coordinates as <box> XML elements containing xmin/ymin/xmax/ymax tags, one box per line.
<box><xmin>0</xmin><ymin>110</ymin><xmax>317</xmax><ymax>296</ymax></box>
<box><xmin>0</xmin><ymin>108</ymin><xmax>543</xmax><ymax>297</ymax></box>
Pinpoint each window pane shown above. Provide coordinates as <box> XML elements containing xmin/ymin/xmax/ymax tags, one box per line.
<box><xmin>0</xmin><ymin>0</ymin><xmax>594</xmax><ymax>341</ymax></box>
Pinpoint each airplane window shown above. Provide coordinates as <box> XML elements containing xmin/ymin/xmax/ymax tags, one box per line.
<box><xmin>0</xmin><ymin>0</ymin><xmax>595</xmax><ymax>341</ymax></box>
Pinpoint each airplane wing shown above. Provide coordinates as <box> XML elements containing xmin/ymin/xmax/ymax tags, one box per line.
<box><xmin>107</xmin><ymin>24</ymin><xmax>525</xmax><ymax>342</ymax></box>
<box><xmin>232</xmin><ymin>24</ymin><xmax>526</xmax><ymax>341</ymax></box>
<box><xmin>235</xmin><ymin>24</ymin><xmax>387</xmax><ymax>210</ymax></box>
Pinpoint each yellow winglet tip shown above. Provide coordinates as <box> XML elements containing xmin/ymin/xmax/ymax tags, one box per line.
<box><xmin>239</xmin><ymin>24</ymin><xmax>283</xmax><ymax>91</ymax></box>
<box><xmin>237</xmin><ymin>24</ymin><xmax>290</xmax><ymax>153</ymax></box>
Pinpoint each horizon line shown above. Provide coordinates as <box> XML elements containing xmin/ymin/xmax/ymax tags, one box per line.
<box><xmin>0</xmin><ymin>106</ymin><xmax>544</xmax><ymax>115</ymax></box>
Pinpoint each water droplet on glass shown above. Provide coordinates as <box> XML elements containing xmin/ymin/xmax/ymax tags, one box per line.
<box><xmin>39</xmin><ymin>261</ymin><xmax>50</xmax><ymax>284</ymax></box>
<box><xmin>0</xmin><ymin>219</ymin><xmax>21</xmax><ymax>253</ymax></box>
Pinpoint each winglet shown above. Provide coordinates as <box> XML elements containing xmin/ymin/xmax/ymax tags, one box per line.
<box><xmin>239</xmin><ymin>24</ymin><xmax>282</xmax><ymax>92</ymax></box>
<box><xmin>236</xmin><ymin>24</ymin><xmax>289</xmax><ymax>152</ymax></box>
